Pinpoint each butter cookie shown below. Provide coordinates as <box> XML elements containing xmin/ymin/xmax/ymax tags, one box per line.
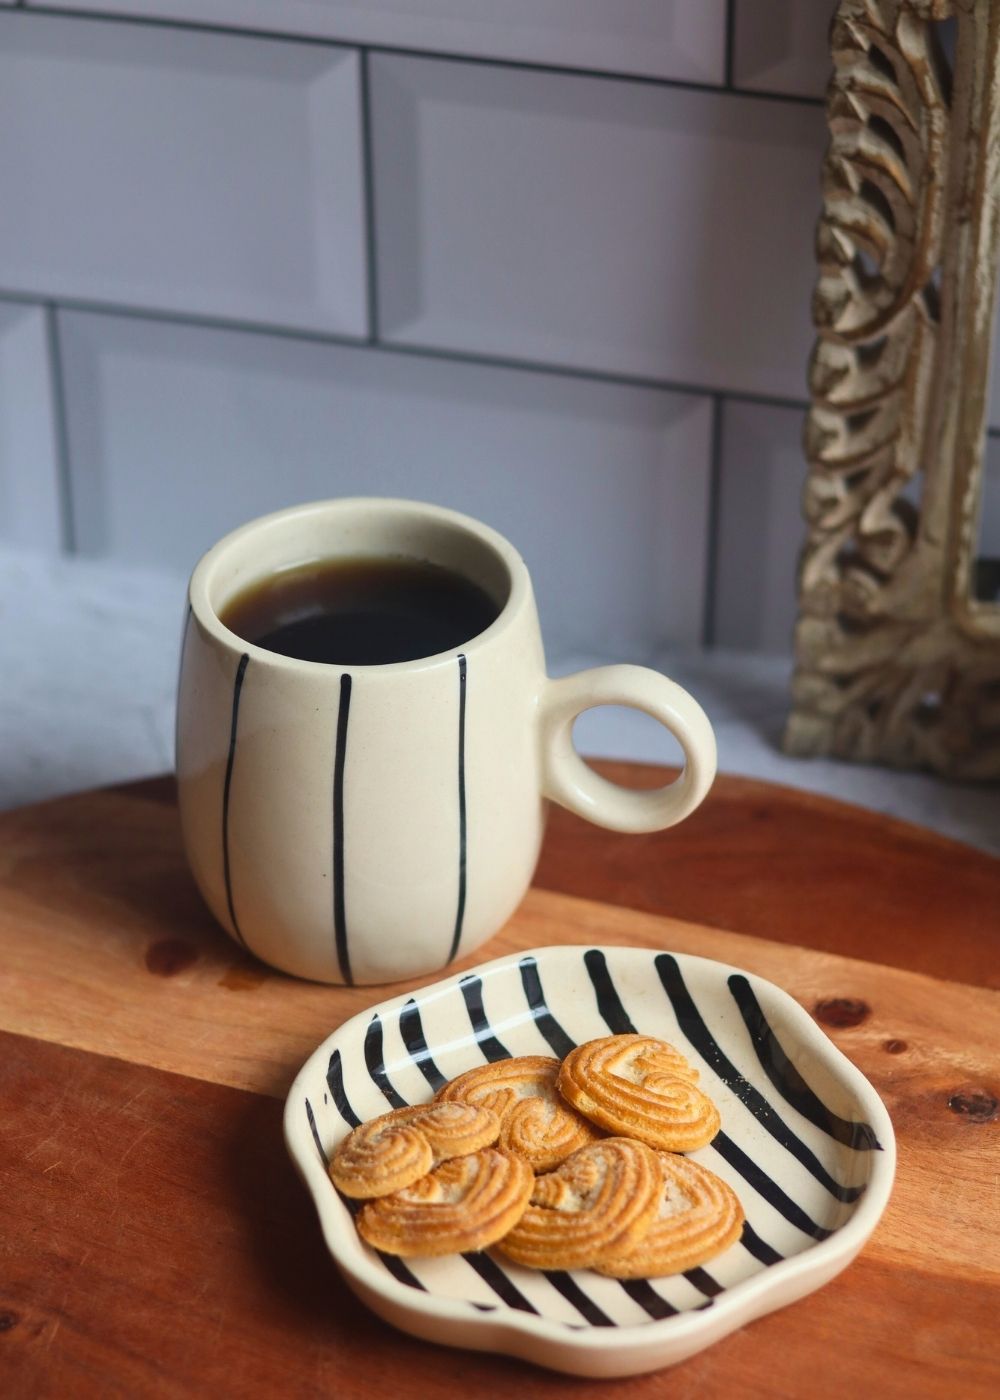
<box><xmin>436</xmin><ymin>1055</ymin><xmax>601</xmax><ymax>1171</ymax></box>
<box><xmin>497</xmin><ymin>1137</ymin><xmax>662</xmax><ymax>1271</ymax></box>
<box><xmin>598</xmin><ymin>1152</ymin><xmax>744</xmax><ymax>1278</ymax></box>
<box><xmin>557</xmin><ymin>1034</ymin><xmax>720</xmax><ymax>1151</ymax></box>
<box><xmin>330</xmin><ymin>1100</ymin><xmax>500</xmax><ymax>1199</ymax></box>
<box><xmin>357</xmin><ymin>1148</ymin><xmax>534</xmax><ymax>1257</ymax></box>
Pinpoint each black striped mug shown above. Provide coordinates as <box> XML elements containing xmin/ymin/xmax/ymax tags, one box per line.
<box><xmin>176</xmin><ymin>499</ymin><xmax>716</xmax><ymax>984</ymax></box>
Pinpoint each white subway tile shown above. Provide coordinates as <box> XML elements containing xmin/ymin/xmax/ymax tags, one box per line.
<box><xmin>0</xmin><ymin>12</ymin><xmax>366</xmax><ymax>336</ymax></box>
<box><xmin>713</xmin><ymin>399</ymin><xmax>807</xmax><ymax>654</ymax></box>
<box><xmin>58</xmin><ymin>310</ymin><xmax>713</xmax><ymax>656</ymax></box>
<box><xmin>371</xmin><ymin>56</ymin><xmax>825</xmax><ymax>399</ymax></box>
<box><xmin>31</xmin><ymin>1</ymin><xmax>727</xmax><ymax>84</ymax></box>
<box><xmin>733</xmin><ymin>0</ymin><xmax>835</xmax><ymax>99</ymax></box>
<box><xmin>0</xmin><ymin>302</ymin><xmax>63</xmax><ymax>552</ymax></box>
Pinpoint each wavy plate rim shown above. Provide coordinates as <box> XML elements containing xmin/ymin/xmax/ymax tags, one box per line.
<box><xmin>284</xmin><ymin>943</ymin><xmax>896</xmax><ymax>1377</ymax></box>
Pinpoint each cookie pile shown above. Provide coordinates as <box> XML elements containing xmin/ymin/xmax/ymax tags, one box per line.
<box><xmin>330</xmin><ymin>1033</ymin><xmax>744</xmax><ymax>1278</ymax></box>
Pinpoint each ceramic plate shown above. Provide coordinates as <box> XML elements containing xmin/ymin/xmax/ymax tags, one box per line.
<box><xmin>284</xmin><ymin>945</ymin><xmax>895</xmax><ymax>1378</ymax></box>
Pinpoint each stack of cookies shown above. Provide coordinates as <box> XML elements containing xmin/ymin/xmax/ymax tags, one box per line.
<box><xmin>330</xmin><ymin>1033</ymin><xmax>744</xmax><ymax>1279</ymax></box>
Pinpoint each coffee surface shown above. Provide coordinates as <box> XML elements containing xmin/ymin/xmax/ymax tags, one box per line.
<box><xmin>220</xmin><ymin>556</ymin><xmax>499</xmax><ymax>665</ymax></box>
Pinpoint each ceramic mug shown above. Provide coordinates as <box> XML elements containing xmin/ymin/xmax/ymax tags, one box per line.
<box><xmin>176</xmin><ymin>498</ymin><xmax>716</xmax><ymax>984</ymax></box>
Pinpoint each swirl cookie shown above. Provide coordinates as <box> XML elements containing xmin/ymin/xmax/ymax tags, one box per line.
<box><xmin>357</xmin><ymin>1148</ymin><xmax>534</xmax><ymax>1257</ymax></box>
<box><xmin>557</xmin><ymin>1034</ymin><xmax>720</xmax><ymax>1151</ymax></box>
<box><xmin>436</xmin><ymin>1055</ymin><xmax>601</xmax><ymax>1171</ymax></box>
<box><xmin>330</xmin><ymin>1101</ymin><xmax>500</xmax><ymax>1199</ymax></box>
<box><xmin>598</xmin><ymin>1153</ymin><xmax>745</xmax><ymax>1278</ymax></box>
<box><xmin>497</xmin><ymin>1138</ymin><xmax>662</xmax><ymax>1271</ymax></box>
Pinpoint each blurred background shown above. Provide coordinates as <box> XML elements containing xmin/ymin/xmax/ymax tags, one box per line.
<box><xmin>1</xmin><ymin>0</ymin><xmax>997</xmax><ymax>848</ymax></box>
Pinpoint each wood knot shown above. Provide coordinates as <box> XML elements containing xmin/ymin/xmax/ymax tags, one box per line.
<box><xmin>218</xmin><ymin>963</ymin><xmax>268</xmax><ymax>992</ymax></box>
<box><xmin>883</xmin><ymin>1039</ymin><xmax>907</xmax><ymax>1055</ymax></box>
<box><xmin>814</xmin><ymin>997</ymin><xmax>870</xmax><ymax>1029</ymax></box>
<box><xmin>947</xmin><ymin>1090</ymin><xmax>998</xmax><ymax>1124</ymax></box>
<box><xmin>145</xmin><ymin>938</ymin><xmax>199</xmax><ymax>977</ymax></box>
<box><xmin>0</xmin><ymin>1311</ymin><xmax>19</xmax><ymax>1333</ymax></box>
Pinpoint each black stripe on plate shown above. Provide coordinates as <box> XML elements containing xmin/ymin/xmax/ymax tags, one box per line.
<box><xmin>462</xmin><ymin>1253</ymin><xmax>539</xmax><ymax>1314</ymax></box>
<box><xmin>712</xmin><ymin>1131</ymin><xmax>831</xmax><ymax>1240</ymax></box>
<box><xmin>364</xmin><ymin>1014</ymin><xmax>409</xmax><ymax>1108</ymax></box>
<box><xmin>523</xmin><ymin>953</ymin><xmax>664</xmax><ymax>1335</ymax></box>
<box><xmin>475</xmin><ymin>954</ymin><xmax>697</xmax><ymax>1331</ymax></box>
<box><xmin>305</xmin><ymin>1097</ymin><xmax>328</xmax><ymax>1167</ymax></box>
<box><xmin>519</xmin><ymin>957</ymin><xmax>577</xmax><ymax>1058</ymax></box>
<box><xmin>617</xmin><ymin>1279</ymin><xmax>678</xmax><ymax>1319</ymax></box>
<box><xmin>333</xmin><ymin>673</ymin><xmax>354</xmax><ymax>985</ymax></box>
<box><xmin>655</xmin><ymin>954</ymin><xmax>863</xmax><ymax>1203</ymax></box>
<box><xmin>584</xmin><ymin>949</ymin><xmax>638</xmax><ymax>1034</ymax></box>
<box><xmin>343</xmin><ymin>1195</ymin><xmax>427</xmax><ymax>1294</ymax></box>
<box><xmin>348</xmin><ymin>1171</ymin><xmax>428</xmax><ymax>1296</ymax></box>
<box><xmin>728</xmin><ymin>974</ymin><xmax>882</xmax><ymax>1151</ymax></box>
<box><xmin>378</xmin><ymin>1253</ymin><xmax>427</xmax><ymax>1293</ymax></box>
<box><xmin>329</xmin><ymin>1026</ymin><xmax>546</xmax><ymax>1320</ymax></box>
<box><xmin>447</xmin><ymin>653</ymin><xmax>468</xmax><ymax>964</ymax></box>
<box><xmin>507</xmin><ymin>963</ymin><xmax>677</xmax><ymax>1332</ymax></box>
<box><xmin>462</xmin><ymin>962</ymin><xmax>677</xmax><ymax>1331</ymax></box>
<box><xmin>326</xmin><ymin>1049</ymin><xmax>362</xmax><ymax>1128</ymax></box>
<box><xmin>740</xmin><ymin>1220</ymin><xmax>785</xmax><ymax>1267</ymax></box>
<box><xmin>398</xmin><ymin>998</ymin><xmax>448</xmax><ymax>1091</ymax></box>
<box><xmin>459</xmin><ymin>976</ymin><xmax>510</xmax><ymax>1061</ymax></box>
<box><xmin>222</xmin><ymin>652</ymin><xmax>250</xmax><ymax>949</ymax></box>
<box><xmin>461</xmin><ymin>961</ymin><xmax>639</xmax><ymax>1332</ymax></box>
<box><xmin>331</xmin><ymin>1028</ymin><xmax>554</xmax><ymax>1321</ymax></box>
<box><xmin>325</xmin><ymin>1111</ymin><xmax>427</xmax><ymax>1294</ymax></box>
<box><xmin>542</xmin><ymin>1272</ymin><xmax>615</xmax><ymax>1327</ymax></box>
<box><xmin>684</xmin><ymin>1267</ymin><xmax>723</xmax><ymax>1298</ymax></box>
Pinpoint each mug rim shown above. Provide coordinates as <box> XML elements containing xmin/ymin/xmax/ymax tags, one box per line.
<box><xmin>188</xmin><ymin>497</ymin><xmax>532</xmax><ymax>675</ymax></box>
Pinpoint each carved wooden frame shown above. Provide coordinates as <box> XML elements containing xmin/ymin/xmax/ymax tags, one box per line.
<box><xmin>784</xmin><ymin>0</ymin><xmax>1000</xmax><ymax>778</ymax></box>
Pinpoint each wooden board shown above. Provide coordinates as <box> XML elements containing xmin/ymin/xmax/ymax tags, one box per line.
<box><xmin>535</xmin><ymin>764</ymin><xmax>1000</xmax><ymax>990</ymax></box>
<box><xmin>1</xmin><ymin>770</ymin><xmax>998</xmax><ymax>1398</ymax></box>
<box><xmin>7</xmin><ymin>767</ymin><xmax>1000</xmax><ymax>988</ymax></box>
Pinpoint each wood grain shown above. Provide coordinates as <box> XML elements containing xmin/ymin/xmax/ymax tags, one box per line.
<box><xmin>2</xmin><ymin>842</ymin><xmax>998</xmax><ymax>1284</ymax></box>
<box><xmin>2</xmin><ymin>1032</ymin><xmax>996</xmax><ymax>1400</ymax></box>
<box><xmin>6</xmin><ymin>767</ymin><xmax>1000</xmax><ymax>989</ymax></box>
<box><xmin>537</xmin><ymin>764</ymin><xmax>1000</xmax><ymax>990</ymax></box>
<box><xmin>1</xmin><ymin>772</ymin><xmax>998</xmax><ymax>1397</ymax></box>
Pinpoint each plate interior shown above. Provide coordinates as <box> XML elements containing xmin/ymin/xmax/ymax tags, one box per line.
<box><xmin>292</xmin><ymin>947</ymin><xmax>886</xmax><ymax>1332</ymax></box>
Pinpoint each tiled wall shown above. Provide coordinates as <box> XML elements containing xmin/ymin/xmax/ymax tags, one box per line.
<box><xmin>1</xmin><ymin>2</ymin><xmax>846</xmax><ymax>658</ymax></box>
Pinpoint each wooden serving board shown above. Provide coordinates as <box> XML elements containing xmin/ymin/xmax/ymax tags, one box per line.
<box><xmin>1</xmin><ymin>774</ymin><xmax>998</xmax><ymax>1399</ymax></box>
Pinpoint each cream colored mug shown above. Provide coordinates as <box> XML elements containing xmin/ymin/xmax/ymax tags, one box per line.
<box><xmin>176</xmin><ymin>499</ymin><xmax>716</xmax><ymax>984</ymax></box>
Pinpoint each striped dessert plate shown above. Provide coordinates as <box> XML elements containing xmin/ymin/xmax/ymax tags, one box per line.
<box><xmin>284</xmin><ymin>944</ymin><xmax>895</xmax><ymax>1378</ymax></box>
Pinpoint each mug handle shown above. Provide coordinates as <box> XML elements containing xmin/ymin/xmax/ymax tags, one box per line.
<box><xmin>540</xmin><ymin>665</ymin><xmax>717</xmax><ymax>834</ymax></box>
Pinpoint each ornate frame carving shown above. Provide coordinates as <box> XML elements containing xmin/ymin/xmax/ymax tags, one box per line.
<box><xmin>784</xmin><ymin>0</ymin><xmax>1000</xmax><ymax>778</ymax></box>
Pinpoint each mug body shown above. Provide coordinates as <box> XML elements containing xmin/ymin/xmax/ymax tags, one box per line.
<box><xmin>177</xmin><ymin>499</ymin><xmax>546</xmax><ymax>984</ymax></box>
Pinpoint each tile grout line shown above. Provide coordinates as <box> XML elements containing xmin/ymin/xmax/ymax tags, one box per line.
<box><xmin>358</xmin><ymin>48</ymin><xmax>380</xmax><ymax>343</ymax></box>
<box><xmin>13</xmin><ymin>5</ymin><xmax>826</xmax><ymax>107</ymax></box>
<box><xmin>701</xmin><ymin>394</ymin><xmax>726</xmax><ymax>649</ymax></box>
<box><xmin>42</xmin><ymin>304</ymin><xmax>77</xmax><ymax>554</ymax></box>
<box><xmin>0</xmin><ymin>285</ymin><xmax>812</xmax><ymax>415</ymax></box>
<box><xmin>724</xmin><ymin>0</ymin><xmax>737</xmax><ymax>90</ymax></box>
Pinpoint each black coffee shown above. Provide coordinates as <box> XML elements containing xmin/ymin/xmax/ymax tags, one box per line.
<box><xmin>221</xmin><ymin>556</ymin><xmax>500</xmax><ymax>665</ymax></box>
